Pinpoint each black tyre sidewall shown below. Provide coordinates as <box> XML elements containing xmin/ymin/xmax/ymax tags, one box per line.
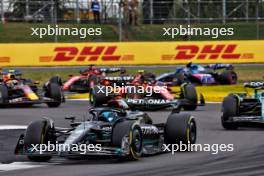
<box><xmin>112</xmin><ymin>120</ymin><xmax>142</xmax><ymax>160</ymax></box>
<box><xmin>181</xmin><ymin>84</ymin><xmax>198</xmax><ymax>111</ymax></box>
<box><xmin>221</xmin><ymin>95</ymin><xmax>238</xmax><ymax>129</ymax></box>
<box><xmin>219</xmin><ymin>71</ymin><xmax>237</xmax><ymax>85</ymax></box>
<box><xmin>24</xmin><ymin>120</ymin><xmax>54</xmax><ymax>162</ymax></box>
<box><xmin>89</xmin><ymin>86</ymin><xmax>110</xmax><ymax>107</ymax></box>
<box><xmin>49</xmin><ymin>76</ymin><xmax>62</xmax><ymax>86</ymax></box>
<box><xmin>165</xmin><ymin>113</ymin><xmax>197</xmax><ymax>145</ymax></box>
<box><xmin>0</xmin><ymin>85</ymin><xmax>8</xmax><ymax>104</ymax></box>
<box><xmin>46</xmin><ymin>83</ymin><xmax>62</xmax><ymax>108</ymax></box>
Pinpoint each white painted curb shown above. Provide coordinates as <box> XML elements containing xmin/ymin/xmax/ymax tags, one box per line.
<box><xmin>0</xmin><ymin>125</ymin><xmax>27</xmax><ymax>130</ymax></box>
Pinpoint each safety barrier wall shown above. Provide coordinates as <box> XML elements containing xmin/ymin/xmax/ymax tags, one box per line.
<box><xmin>0</xmin><ymin>40</ymin><xmax>263</xmax><ymax>66</ymax></box>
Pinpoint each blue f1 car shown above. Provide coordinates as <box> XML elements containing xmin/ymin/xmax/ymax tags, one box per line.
<box><xmin>156</xmin><ymin>63</ymin><xmax>237</xmax><ymax>85</ymax></box>
<box><xmin>221</xmin><ymin>82</ymin><xmax>264</xmax><ymax>129</ymax></box>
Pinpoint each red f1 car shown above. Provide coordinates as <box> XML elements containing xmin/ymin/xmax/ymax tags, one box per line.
<box><xmin>63</xmin><ymin>65</ymin><xmax>125</xmax><ymax>93</ymax></box>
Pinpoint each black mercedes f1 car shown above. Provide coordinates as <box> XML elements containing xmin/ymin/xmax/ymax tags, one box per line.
<box><xmin>15</xmin><ymin>100</ymin><xmax>196</xmax><ymax>161</ymax></box>
<box><xmin>221</xmin><ymin>82</ymin><xmax>264</xmax><ymax>129</ymax></box>
<box><xmin>89</xmin><ymin>83</ymin><xmax>205</xmax><ymax>111</ymax></box>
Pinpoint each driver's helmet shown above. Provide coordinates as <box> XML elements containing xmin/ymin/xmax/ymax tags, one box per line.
<box><xmin>187</xmin><ymin>64</ymin><xmax>201</xmax><ymax>74</ymax></box>
<box><xmin>5</xmin><ymin>74</ymin><xmax>18</xmax><ymax>87</ymax></box>
<box><xmin>7</xmin><ymin>79</ymin><xmax>19</xmax><ymax>86</ymax></box>
<box><xmin>137</xmin><ymin>70</ymin><xmax>145</xmax><ymax>74</ymax></box>
<box><xmin>142</xmin><ymin>72</ymin><xmax>156</xmax><ymax>83</ymax></box>
<box><xmin>196</xmin><ymin>65</ymin><xmax>205</xmax><ymax>72</ymax></box>
<box><xmin>120</xmin><ymin>68</ymin><xmax>126</xmax><ymax>74</ymax></box>
<box><xmin>88</xmin><ymin>65</ymin><xmax>97</xmax><ymax>71</ymax></box>
<box><xmin>4</xmin><ymin>73</ymin><xmax>15</xmax><ymax>82</ymax></box>
<box><xmin>99</xmin><ymin>111</ymin><xmax>118</xmax><ymax>122</ymax></box>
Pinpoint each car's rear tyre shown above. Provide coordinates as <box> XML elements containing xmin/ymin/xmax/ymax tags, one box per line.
<box><xmin>0</xmin><ymin>85</ymin><xmax>8</xmax><ymax>105</ymax></box>
<box><xmin>174</xmin><ymin>72</ymin><xmax>185</xmax><ymax>85</ymax></box>
<box><xmin>219</xmin><ymin>71</ymin><xmax>237</xmax><ymax>85</ymax></box>
<box><xmin>165</xmin><ymin>113</ymin><xmax>196</xmax><ymax>145</ymax></box>
<box><xmin>49</xmin><ymin>76</ymin><xmax>62</xmax><ymax>86</ymax></box>
<box><xmin>181</xmin><ymin>84</ymin><xmax>198</xmax><ymax>111</ymax></box>
<box><xmin>89</xmin><ymin>86</ymin><xmax>110</xmax><ymax>107</ymax></box>
<box><xmin>222</xmin><ymin>95</ymin><xmax>238</xmax><ymax>130</ymax></box>
<box><xmin>112</xmin><ymin>120</ymin><xmax>142</xmax><ymax>160</ymax></box>
<box><xmin>24</xmin><ymin>120</ymin><xmax>55</xmax><ymax>162</ymax></box>
<box><xmin>46</xmin><ymin>83</ymin><xmax>62</xmax><ymax>108</ymax></box>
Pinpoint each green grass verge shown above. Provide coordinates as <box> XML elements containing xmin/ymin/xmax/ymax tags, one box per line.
<box><xmin>0</xmin><ymin>22</ymin><xmax>263</xmax><ymax>42</ymax></box>
<box><xmin>0</xmin><ymin>23</ymin><xmax>118</xmax><ymax>43</ymax></box>
<box><xmin>128</xmin><ymin>22</ymin><xmax>264</xmax><ymax>41</ymax></box>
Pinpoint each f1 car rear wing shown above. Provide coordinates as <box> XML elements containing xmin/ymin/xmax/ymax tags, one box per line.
<box><xmin>1</xmin><ymin>69</ymin><xmax>22</xmax><ymax>76</ymax></box>
<box><xmin>205</xmin><ymin>64</ymin><xmax>233</xmax><ymax>70</ymax></box>
<box><xmin>79</xmin><ymin>67</ymin><xmax>125</xmax><ymax>75</ymax></box>
<box><xmin>99</xmin><ymin>67</ymin><xmax>125</xmax><ymax>73</ymax></box>
<box><xmin>244</xmin><ymin>82</ymin><xmax>264</xmax><ymax>89</ymax></box>
<box><xmin>103</xmin><ymin>76</ymin><xmax>134</xmax><ymax>83</ymax></box>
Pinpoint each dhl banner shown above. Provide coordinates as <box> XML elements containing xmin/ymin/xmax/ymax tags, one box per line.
<box><xmin>0</xmin><ymin>40</ymin><xmax>263</xmax><ymax>66</ymax></box>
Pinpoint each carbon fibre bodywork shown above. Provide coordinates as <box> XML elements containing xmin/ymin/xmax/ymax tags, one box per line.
<box><xmin>90</xmin><ymin>83</ymin><xmax>205</xmax><ymax>111</ymax></box>
<box><xmin>63</xmin><ymin>67</ymin><xmax>125</xmax><ymax>93</ymax></box>
<box><xmin>156</xmin><ymin>64</ymin><xmax>237</xmax><ymax>85</ymax></box>
<box><xmin>14</xmin><ymin>108</ymin><xmax>196</xmax><ymax>160</ymax></box>
<box><xmin>0</xmin><ymin>70</ymin><xmax>64</xmax><ymax>107</ymax></box>
<box><xmin>221</xmin><ymin>82</ymin><xmax>264</xmax><ymax>129</ymax></box>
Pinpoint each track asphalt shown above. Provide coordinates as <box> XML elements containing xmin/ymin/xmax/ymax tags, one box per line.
<box><xmin>0</xmin><ymin>101</ymin><xmax>264</xmax><ymax>176</ymax></box>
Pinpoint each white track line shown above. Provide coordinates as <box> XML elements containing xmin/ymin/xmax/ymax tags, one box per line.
<box><xmin>0</xmin><ymin>125</ymin><xmax>27</xmax><ymax>130</ymax></box>
<box><xmin>67</xmin><ymin>98</ymin><xmax>89</xmax><ymax>101</ymax></box>
<box><xmin>0</xmin><ymin>162</ymin><xmax>46</xmax><ymax>172</ymax></box>
<box><xmin>206</xmin><ymin>102</ymin><xmax>221</xmax><ymax>104</ymax></box>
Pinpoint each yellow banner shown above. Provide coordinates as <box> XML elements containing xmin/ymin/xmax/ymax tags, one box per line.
<box><xmin>0</xmin><ymin>40</ymin><xmax>263</xmax><ymax>66</ymax></box>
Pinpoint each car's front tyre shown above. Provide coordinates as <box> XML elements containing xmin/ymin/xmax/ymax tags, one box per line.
<box><xmin>221</xmin><ymin>95</ymin><xmax>239</xmax><ymax>130</ymax></box>
<box><xmin>112</xmin><ymin>120</ymin><xmax>142</xmax><ymax>160</ymax></box>
<box><xmin>181</xmin><ymin>84</ymin><xmax>198</xmax><ymax>111</ymax></box>
<box><xmin>24</xmin><ymin>119</ymin><xmax>55</xmax><ymax>162</ymax></box>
